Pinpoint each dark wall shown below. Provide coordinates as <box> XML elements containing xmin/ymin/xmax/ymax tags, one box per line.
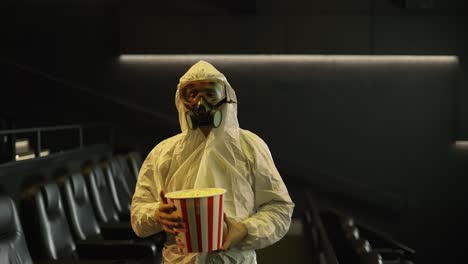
<box><xmin>0</xmin><ymin>0</ymin><xmax>179</xmax><ymax>154</ymax></box>
<box><xmin>1</xmin><ymin>1</ymin><xmax>117</xmax><ymax>76</ymax></box>
<box><xmin>120</xmin><ymin>0</ymin><xmax>466</xmax><ymax>55</ymax></box>
<box><xmin>0</xmin><ymin>63</ymin><xmax>178</xmax><ymax>154</ymax></box>
<box><xmin>2</xmin><ymin>0</ymin><xmax>467</xmax><ymax>145</ymax></box>
<box><xmin>118</xmin><ymin>0</ymin><xmax>468</xmax><ymax>142</ymax></box>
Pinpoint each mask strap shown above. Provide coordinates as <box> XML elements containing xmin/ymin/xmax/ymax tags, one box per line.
<box><xmin>223</xmin><ymin>84</ymin><xmax>237</xmax><ymax>104</ymax></box>
<box><xmin>213</xmin><ymin>98</ymin><xmax>228</xmax><ymax>108</ymax></box>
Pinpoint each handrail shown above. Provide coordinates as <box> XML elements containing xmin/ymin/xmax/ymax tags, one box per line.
<box><xmin>0</xmin><ymin>123</ymin><xmax>113</xmax><ymax>160</ymax></box>
<box><xmin>0</xmin><ymin>125</ymin><xmax>82</xmax><ymax>135</ymax></box>
<box><xmin>305</xmin><ymin>191</ymin><xmax>340</xmax><ymax>264</ymax></box>
<box><xmin>0</xmin><ymin>125</ymin><xmax>83</xmax><ymax>157</ymax></box>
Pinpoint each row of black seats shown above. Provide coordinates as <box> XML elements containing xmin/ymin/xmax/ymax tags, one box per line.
<box><xmin>321</xmin><ymin>211</ymin><xmax>415</xmax><ymax>264</ymax></box>
<box><xmin>303</xmin><ymin>191</ymin><xmax>415</xmax><ymax>264</ymax></box>
<box><xmin>0</xmin><ymin>152</ymin><xmax>164</xmax><ymax>264</ymax></box>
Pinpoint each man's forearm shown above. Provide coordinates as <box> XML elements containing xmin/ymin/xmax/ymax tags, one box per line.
<box><xmin>239</xmin><ymin>201</ymin><xmax>294</xmax><ymax>250</ymax></box>
<box><xmin>131</xmin><ymin>201</ymin><xmax>162</xmax><ymax>237</ymax></box>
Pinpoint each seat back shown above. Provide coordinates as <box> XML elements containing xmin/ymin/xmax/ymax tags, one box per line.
<box><xmin>127</xmin><ymin>152</ymin><xmax>143</xmax><ymax>180</ymax></box>
<box><xmin>104</xmin><ymin>159</ymin><xmax>132</xmax><ymax>215</ymax></box>
<box><xmin>34</xmin><ymin>183</ymin><xmax>76</xmax><ymax>260</ymax></box>
<box><xmin>85</xmin><ymin>166</ymin><xmax>119</xmax><ymax>223</ymax></box>
<box><xmin>0</xmin><ymin>195</ymin><xmax>33</xmax><ymax>264</ymax></box>
<box><xmin>62</xmin><ymin>173</ymin><xmax>101</xmax><ymax>240</ymax></box>
<box><xmin>114</xmin><ymin>156</ymin><xmax>136</xmax><ymax>194</ymax></box>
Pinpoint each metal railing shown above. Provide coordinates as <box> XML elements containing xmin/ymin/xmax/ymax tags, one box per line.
<box><xmin>0</xmin><ymin>123</ymin><xmax>113</xmax><ymax>159</ymax></box>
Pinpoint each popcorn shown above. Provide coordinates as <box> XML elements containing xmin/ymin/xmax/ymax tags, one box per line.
<box><xmin>165</xmin><ymin>188</ymin><xmax>226</xmax><ymax>199</ymax></box>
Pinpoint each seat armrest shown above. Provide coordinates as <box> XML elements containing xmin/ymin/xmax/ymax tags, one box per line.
<box><xmin>100</xmin><ymin>223</ymin><xmax>167</xmax><ymax>247</ymax></box>
<box><xmin>372</xmin><ymin>248</ymin><xmax>405</xmax><ymax>261</ymax></box>
<box><xmin>100</xmin><ymin>222</ymin><xmax>137</xmax><ymax>240</ymax></box>
<box><xmin>75</xmin><ymin>240</ymin><xmax>157</xmax><ymax>260</ymax></box>
<box><xmin>151</xmin><ymin>232</ymin><xmax>167</xmax><ymax>247</ymax></box>
<box><xmin>100</xmin><ymin>221</ymin><xmax>132</xmax><ymax>228</ymax></box>
<box><xmin>118</xmin><ymin>212</ymin><xmax>131</xmax><ymax>221</ymax></box>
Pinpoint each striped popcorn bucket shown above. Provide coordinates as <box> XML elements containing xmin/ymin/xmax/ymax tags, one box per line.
<box><xmin>165</xmin><ymin>188</ymin><xmax>226</xmax><ymax>253</ymax></box>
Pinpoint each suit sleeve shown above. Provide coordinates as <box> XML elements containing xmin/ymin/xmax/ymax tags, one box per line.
<box><xmin>130</xmin><ymin>147</ymin><xmax>163</xmax><ymax>238</ymax></box>
<box><xmin>239</xmin><ymin>136</ymin><xmax>295</xmax><ymax>250</ymax></box>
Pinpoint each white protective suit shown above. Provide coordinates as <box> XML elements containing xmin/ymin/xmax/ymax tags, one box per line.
<box><xmin>131</xmin><ymin>60</ymin><xmax>294</xmax><ymax>264</ymax></box>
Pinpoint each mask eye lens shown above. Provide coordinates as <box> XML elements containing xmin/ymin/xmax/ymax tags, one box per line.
<box><xmin>181</xmin><ymin>81</ymin><xmax>225</xmax><ymax>105</ymax></box>
<box><xmin>183</xmin><ymin>87</ymin><xmax>198</xmax><ymax>104</ymax></box>
<box><xmin>188</xmin><ymin>89</ymin><xmax>198</xmax><ymax>99</ymax></box>
<box><xmin>205</xmin><ymin>90</ymin><xmax>215</xmax><ymax>98</ymax></box>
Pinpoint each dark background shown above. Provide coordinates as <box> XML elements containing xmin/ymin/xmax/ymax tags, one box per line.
<box><xmin>1</xmin><ymin>0</ymin><xmax>467</xmax><ymax>261</ymax></box>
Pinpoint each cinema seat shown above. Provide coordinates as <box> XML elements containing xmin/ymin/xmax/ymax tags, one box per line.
<box><xmin>0</xmin><ymin>195</ymin><xmax>33</xmax><ymax>264</ymax></box>
<box><xmin>103</xmin><ymin>158</ymin><xmax>133</xmax><ymax>219</ymax></box>
<box><xmin>21</xmin><ymin>182</ymin><xmax>156</xmax><ymax>263</ymax></box>
<box><xmin>109</xmin><ymin>156</ymin><xmax>137</xmax><ymax>194</ymax></box>
<box><xmin>127</xmin><ymin>152</ymin><xmax>143</xmax><ymax>180</ymax></box>
<box><xmin>62</xmin><ymin>171</ymin><xmax>135</xmax><ymax>238</ymax></box>
<box><xmin>60</xmin><ymin>173</ymin><xmax>102</xmax><ymax>241</ymax></box>
<box><xmin>83</xmin><ymin>164</ymin><xmax>136</xmax><ymax>238</ymax></box>
<box><xmin>84</xmin><ymin>165</ymin><xmax>120</xmax><ymax>224</ymax></box>
<box><xmin>340</xmin><ymin>216</ymin><xmax>414</xmax><ymax>263</ymax></box>
<box><xmin>60</xmin><ymin>173</ymin><xmax>158</xmax><ymax>261</ymax></box>
<box><xmin>115</xmin><ymin>156</ymin><xmax>136</xmax><ymax>193</ymax></box>
<box><xmin>84</xmin><ymin>164</ymin><xmax>166</xmax><ymax>246</ymax></box>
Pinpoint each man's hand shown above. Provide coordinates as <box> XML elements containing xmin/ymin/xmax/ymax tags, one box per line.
<box><xmin>220</xmin><ymin>214</ymin><xmax>248</xmax><ymax>251</ymax></box>
<box><xmin>155</xmin><ymin>191</ymin><xmax>182</xmax><ymax>234</ymax></box>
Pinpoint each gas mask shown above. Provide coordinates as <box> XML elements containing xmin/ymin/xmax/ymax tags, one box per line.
<box><xmin>185</xmin><ymin>97</ymin><xmax>224</xmax><ymax>129</ymax></box>
<box><xmin>180</xmin><ymin>81</ymin><xmax>227</xmax><ymax>130</ymax></box>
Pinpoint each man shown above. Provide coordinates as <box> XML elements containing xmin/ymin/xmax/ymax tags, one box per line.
<box><xmin>131</xmin><ymin>60</ymin><xmax>294</xmax><ymax>263</ymax></box>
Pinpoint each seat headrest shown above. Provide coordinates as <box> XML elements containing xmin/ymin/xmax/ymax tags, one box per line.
<box><xmin>41</xmin><ymin>183</ymin><xmax>61</xmax><ymax>215</ymax></box>
<box><xmin>70</xmin><ymin>173</ymin><xmax>86</xmax><ymax>202</ymax></box>
<box><xmin>0</xmin><ymin>196</ymin><xmax>15</xmax><ymax>236</ymax></box>
<box><xmin>93</xmin><ymin>167</ymin><xmax>107</xmax><ymax>188</ymax></box>
<box><xmin>110</xmin><ymin>159</ymin><xmax>121</xmax><ymax>174</ymax></box>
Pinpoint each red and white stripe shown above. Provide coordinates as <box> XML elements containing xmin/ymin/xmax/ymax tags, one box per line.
<box><xmin>170</xmin><ymin>194</ymin><xmax>224</xmax><ymax>253</ymax></box>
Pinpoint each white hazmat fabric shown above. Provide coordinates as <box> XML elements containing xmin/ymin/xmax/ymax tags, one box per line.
<box><xmin>131</xmin><ymin>60</ymin><xmax>295</xmax><ymax>263</ymax></box>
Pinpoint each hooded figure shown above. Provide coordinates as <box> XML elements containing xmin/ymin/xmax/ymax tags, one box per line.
<box><xmin>131</xmin><ymin>60</ymin><xmax>294</xmax><ymax>263</ymax></box>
